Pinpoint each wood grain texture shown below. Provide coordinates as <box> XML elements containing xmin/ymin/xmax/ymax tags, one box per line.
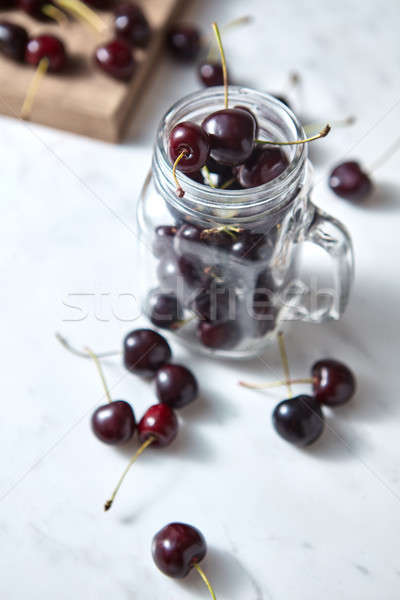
<box><xmin>0</xmin><ymin>0</ymin><xmax>182</xmax><ymax>142</ymax></box>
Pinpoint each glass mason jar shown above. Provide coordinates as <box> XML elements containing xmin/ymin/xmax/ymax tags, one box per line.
<box><xmin>136</xmin><ymin>87</ymin><xmax>354</xmax><ymax>359</ymax></box>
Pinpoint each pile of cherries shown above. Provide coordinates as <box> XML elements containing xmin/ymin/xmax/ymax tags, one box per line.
<box><xmin>0</xmin><ymin>0</ymin><xmax>152</xmax><ymax>81</ymax></box>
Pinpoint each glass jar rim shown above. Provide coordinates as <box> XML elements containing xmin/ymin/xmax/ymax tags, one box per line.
<box><xmin>154</xmin><ymin>86</ymin><xmax>307</xmax><ymax>214</ymax></box>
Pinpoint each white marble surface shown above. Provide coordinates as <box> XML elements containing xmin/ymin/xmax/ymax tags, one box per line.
<box><xmin>1</xmin><ymin>0</ymin><xmax>400</xmax><ymax>598</ymax></box>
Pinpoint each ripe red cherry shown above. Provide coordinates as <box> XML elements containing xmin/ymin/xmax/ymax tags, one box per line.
<box><xmin>0</xmin><ymin>21</ymin><xmax>28</xmax><ymax>62</ymax></box>
<box><xmin>198</xmin><ymin>61</ymin><xmax>223</xmax><ymax>87</ymax></box>
<box><xmin>152</xmin><ymin>522</ymin><xmax>207</xmax><ymax>578</ymax></box>
<box><xmin>329</xmin><ymin>161</ymin><xmax>372</xmax><ymax>201</ymax></box>
<box><xmin>156</xmin><ymin>364</ymin><xmax>198</xmax><ymax>409</ymax></box>
<box><xmin>95</xmin><ymin>38</ymin><xmax>135</xmax><ymax>81</ymax></box>
<box><xmin>168</xmin><ymin>121</ymin><xmax>210</xmax><ymax>173</ymax></box>
<box><xmin>114</xmin><ymin>2</ymin><xmax>151</xmax><ymax>48</ymax></box>
<box><xmin>82</xmin><ymin>0</ymin><xmax>112</xmax><ymax>7</ymax></box>
<box><xmin>19</xmin><ymin>0</ymin><xmax>51</xmax><ymax>20</ymax></box>
<box><xmin>202</xmin><ymin>108</ymin><xmax>256</xmax><ymax>166</ymax></box>
<box><xmin>272</xmin><ymin>395</ymin><xmax>324</xmax><ymax>446</ymax></box>
<box><xmin>138</xmin><ymin>403</ymin><xmax>178</xmax><ymax>447</ymax></box>
<box><xmin>237</xmin><ymin>146</ymin><xmax>289</xmax><ymax>188</ymax></box>
<box><xmin>149</xmin><ymin>292</ymin><xmax>183</xmax><ymax>330</ymax></box>
<box><xmin>123</xmin><ymin>329</ymin><xmax>171</xmax><ymax>377</ymax></box>
<box><xmin>312</xmin><ymin>359</ymin><xmax>356</xmax><ymax>406</ymax></box>
<box><xmin>166</xmin><ymin>24</ymin><xmax>201</xmax><ymax>62</ymax></box>
<box><xmin>153</xmin><ymin>225</ymin><xmax>177</xmax><ymax>257</ymax></box>
<box><xmin>198</xmin><ymin>320</ymin><xmax>240</xmax><ymax>350</ymax></box>
<box><xmin>91</xmin><ymin>400</ymin><xmax>136</xmax><ymax>445</ymax></box>
<box><xmin>25</xmin><ymin>35</ymin><xmax>67</xmax><ymax>72</ymax></box>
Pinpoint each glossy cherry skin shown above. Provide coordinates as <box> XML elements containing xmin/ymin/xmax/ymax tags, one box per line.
<box><xmin>312</xmin><ymin>359</ymin><xmax>356</xmax><ymax>406</ymax></box>
<box><xmin>91</xmin><ymin>400</ymin><xmax>136</xmax><ymax>445</ymax></box>
<box><xmin>198</xmin><ymin>61</ymin><xmax>223</xmax><ymax>87</ymax></box>
<box><xmin>149</xmin><ymin>292</ymin><xmax>182</xmax><ymax>330</ymax></box>
<box><xmin>202</xmin><ymin>108</ymin><xmax>256</xmax><ymax>166</ymax></box>
<box><xmin>138</xmin><ymin>403</ymin><xmax>178</xmax><ymax>447</ymax></box>
<box><xmin>25</xmin><ymin>35</ymin><xmax>67</xmax><ymax>72</ymax></box>
<box><xmin>0</xmin><ymin>21</ymin><xmax>28</xmax><ymax>62</ymax></box>
<box><xmin>156</xmin><ymin>363</ymin><xmax>198</xmax><ymax>409</ymax></box>
<box><xmin>114</xmin><ymin>2</ymin><xmax>151</xmax><ymax>48</ymax></box>
<box><xmin>152</xmin><ymin>523</ymin><xmax>207</xmax><ymax>578</ymax></box>
<box><xmin>329</xmin><ymin>161</ymin><xmax>372</xmax><ymax>201</ymax></box>
<box><xmin>169</xmin><ymin>121</ymin><xmax>210</xmax><ymax>173</ymax></box>
<box><xmin>193</xmin><ymin>282</ymin><xmax>236</xmax><ymax>321</ymax></box>
<box><xmin>123</xmin><ymin>329</ymin><xmax>171</xmax><ymax>377</ymax></box>
<box><xmin>153</xmin><ymin>225</ymin><xmax>177</xmax><ymax>257</ymax></box>
<box><xmin>0</xmin><ymin>0</ymin><xmax>15</xmax><ymax>7</ymax></box>
<box><xmin>230</xmin><ymin>230</ymin><xmax>266</xmax><ymax>262</ymax></box>
<box><xmin>272</xmin><ymin>395</ymin><xmax>324</xmax><ymax>446</ymax></box>
<box><xmin>166</xmin><ymin>24</ymin><xmax>201</xmax><ymax>62</ymax></box>
<box><xmin>95</xmin><ymin>39</ymin><xmax>135</xmax><ymax>81</ymax></box>
<box><xmin>238</xmin><ymin>146</ymin><xmax>289</xmax><ymax>188</ymax></box>
<box><xmin>198</xmin><ymin>320</ymin><xmax>240</xmax><ymax>350</ymax></box>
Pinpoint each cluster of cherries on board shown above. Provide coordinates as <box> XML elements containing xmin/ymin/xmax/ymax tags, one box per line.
<box><xmin>0</xmin><ymin>1</ymin><xmax>152</xmax><ymax>83</ymax></box>
<box><xmin>58</xmin><ymin>327</ymin><xmax>219</xmax><ymax>597</ymax></box>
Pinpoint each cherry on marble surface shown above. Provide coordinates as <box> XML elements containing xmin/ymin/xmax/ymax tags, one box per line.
<box><xmin>25</xmin><ymin>34</ymin><xmax>67</xmax><ymax>72</ymax></box>
<box><xmin>123</xmin><ymin>329</ymin><xmax>171</xmax><ymax>377</ymax></box>
<box><xmin>272</xmin><ymin>394</ymin><xmax>324</xmax><ymax>446</ymax></box>
<box><xmin>312</xmin><ymin>359</ymin><xmax>356</xmax><ymax>406</ymax></box>
<box><xmin>149</xmin><ymin>292</ymin><xmax>183</xmax><ymax>330</ymax></box>
<box><xmin>156</xmin><ymin>363</ymin><xmax>198</xmax><ymax>409</ymax></box>
<box><xmin>169</xmin><ymin>121</ymin><xmax>210</xmax><ymax>173</ymax></box>
<box><xmin>0</xmin><ymin>21</ymin><xmax>28</xmax><ymax>62</ymax></box>
<box><xmin>198</xmin><ymin>60</ymin><xmax>223</xmax><ymax>87</ymax></box>
<box><xmin>91</xmin><ymin>400</ymin><xmax>136</xmax><ymax>445</ymax></box>
<box><xmin>329</xmin><ymin>161</ymin><xmax>372</xmax><ymax>201</ymax></box>
<box><xmin>138</xmin><ymin>403</ymin><xmax>178</xmax><ymax>447</ymax></box>
<box><xmin>202</xmin><ymin>107</ymin><xmax>256</xmax><ymax>166</ymax></box>
<box><xmin>95</xmin><ymin>38</ymin><xmax>135</xmax><ymax>80</ymax></box>
<box><xmin>237</xmin><ymin>146</ymin><xmax>289</xmax><ymax>188</ymax></box>
<box><xmin>166</xmin><ymin>23</ymin><xmax>201</xmax><ymax>62</ymax></box>
<box><xmin>114</xmin><ymin>2</ymin><xmax>151</xmax><ymax>47</ymax></box>
<box><xmin>152</xmin><ymin>522</ymin><xmax>207</xmax><ymax>578</ymax></box>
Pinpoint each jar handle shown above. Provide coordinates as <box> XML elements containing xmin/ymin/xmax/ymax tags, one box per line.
<box><xmin>290</xmin><ymin>203</ymin><xmax>354</xmax><ymax>322</ymax></box>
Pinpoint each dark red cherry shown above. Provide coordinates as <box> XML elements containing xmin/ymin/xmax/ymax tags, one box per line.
<box><xmin>152</xmin><ymin>522</ymin><xmax>207</xmax><ymax>578</ymax></box>
<box><xmin>91</xmin><ymin>400</ymin><xmax>136</xmax><ymax>445</ymax></box>
<box><xmin>0</xmin><ymin>0</ymin><xmax>15</xmax><ymax>7</ymax></box>
<box><xmin>198</xmin><ymin>320</ymin><xmax>240</xmax><ymax>350</ymax></box>
<box><xmin>175</xmin><ymin>223</ymin><xmax>203</xmax><ymax>252</ymax></box>
<box><xmin>312</xmin><ymin>359</ymin><xmax>356</xmax><ymax>406</ymax></box>
<box><xmin>193</xmin><ymin>282</ymin><xmax>236</xmax><ymax>321</ymax></box>
<box><xmin>157</xmin><ymin>254</ymin><xmax>179</xmax><ymax>290</ymax></box>
<box><xmin>123</xmin><ymin>329</ymin><xmax>171</xmax><ymax>377</ymax></box>
<box><xmin>169</xmin><ymin>121</ymin><xmax>210</xmax><ymax>173</ymax></box>
<box><xmin>238</xmin><ymin>146</ymin><xmax>289</xmax><ymax>188</ymax></box>
<box><xmin>166</xmin><ymin>23</ymin><xmax>201</xmax><ymax>62</ymax></box>
<box><xmin>149</xmin><ymin>293</ymin><xmax>183</xmax><ymax>330</ymax></box>
<box><xmin>230</xmin><ymin>230</ymin><xmax>266</xmax><ymax>261</ymax></box>
<box><xmin>186</xmin><ymin>170</ymin><xmax>204</xmax><ymax>184</ymax></box>
<box><xmin>82</xmin><ymin>0</ymin><xmax>113</xmax><ymax>7</ymax></box>
<box><xmin>19</xmin><ymin>0</ymin><xmax>51</xmax><ymax>20</ymax></box>
<box><xmin>205</xmin><ymin>155</ymin><xmax>233</xmax><ymax>179</ymax></box>
<box><xmin>138</xmin><ymin>403</ymin><xmax>178</xmax><ymax>447</ymax></box>
<box><xmin>156</xmin><ymin>364</ymin><xmax>198</xmax><ymax>409</ymax></box>
<box><xmin>198</xmin><ymin>61</ymin><xmax>223</xmax><ymax>87</ymax></box>
<box><xmin>95</xmin><ymin>38</ymin><xmax>135</xmax><ymax>81</ymax></box>
<box><xmin>329</xmin><ymin>161</ymin><xmax>372</xmax><ymax>201</ymax></box>
<box><xmin>114</xmin><ymin>2</ymin><xmax>151</xmax><ymax>48</ymax></box>
<box><xmin>234</xmin><ymin>105</ymin><xmax>259</xmax><ymax>137</ymax></box>
<box><xmin>25</xmin><ymin>35</ymin><xmax>67</xmax><ymax>72</ymax></box>
<box><xmin>178</xmin><ymin>253</ymin><xmax>205</xmax><ymax>287</ymax></box>
<box><xmin>0</xmin><ymin>21</ymin><xmax>28</xmax><ymax>62</ymax></box>
<box><xmin>272</xmin><ymin>394</ymin><xmax>324</xmax><ymax>446</ymax></box>
<box><xmin>153</xmin><ymin>225</ymin><xmax>177</xmax><ymax>257</ymax></box>
<box><xmin>202</xmin><ymin>108</ymin><xmax>256</xmax><ymax>166</ymax></box>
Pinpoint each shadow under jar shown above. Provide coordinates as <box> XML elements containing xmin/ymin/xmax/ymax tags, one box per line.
<box><xmin>137</xmin><ymin>87</ymin><xmax>354</xmax><ymax>359</ymax></box>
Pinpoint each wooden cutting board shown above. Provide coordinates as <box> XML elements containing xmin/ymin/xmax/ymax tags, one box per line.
<box><xmin>0</xmin><ymin>0</ymin><xmax>182</xmax><ymax>142</ymax></box>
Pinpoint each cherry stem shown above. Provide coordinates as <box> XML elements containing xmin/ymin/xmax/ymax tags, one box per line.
<box><xmin>303</xmin><ymin>116</ymin><xmax>354</xmax><ymax>136</ymax></box>
<box><xmin>171</xmin><ymin>313</ymin><xmax>197</xmax><ymax>330</ymax></box>
<box><xmin>212</xmin><ymin>22</ymin><xmax>228</xmax><ymax>109</ymax></box>
<box><xmin>85</xmin><ymin>346</ymin><xmax>112</xmax><ymax>404</ymax></box>
<box><xmin>278</xmin><ymin>331</ymin><xmax>292</xmax><ymax>398</ymax></box>
<box><xmin>54</xmin><ymin>0</ymin><xmax>106</xmax><ymax>32</ymax></box>
<box><xmin>202</xmin><ymin>165</ymin><xmax>216</xmax><ymax>188</ymax></box>
<box><xmin>104</xmin><ymin>436</ymin><xmax>155</xmax><ymax>511</ymax></box>
<box><xmin>369</xmin><ymin>136</ymin><xmax>400</xmax><ymax>173</ymax></box>
<box><xmin>55</xmin><ymin>332</ymin><xmax>121</xmax><ymax>359</ymax></box>
<box><xmin>172</xmin><ymin>150</ymin><xmax>188</xmax><ymax>197</ymax></box>
<box><xmin>206</xmin><ymin>16</ymin><xmax>251</xmax><ymax>62</ymax></box>
<box><xmin>239</xmin><ymin>377</ymin><xmax>313</xmax><ymax>390</ymax></box>
<box><xmin>256</xmin><ymin>124</ymin><xmax>331</xmax><ymax>146</ymax></box>
<box><xmin>21</xmin><ymin>57</ymin><xmax>49</xmax><ymax>120</ymax></box>
<box><xmin>41</xmin><ymin>3</ymin><xmax>68</xmax><ymax>24</ymax></box>
<box><xmin>194</xmin><ymin>564</ymin><xmax>217</xmax><ymax>600</ymax></box>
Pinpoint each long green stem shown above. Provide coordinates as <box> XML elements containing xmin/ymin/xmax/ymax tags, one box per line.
<box><xmin>194</xmin><ymin>564</ymin><xmax>217</xmax><ymax>600</ymax></box>
<box><xmin>85</xmin><ymin>346</ymin><xmax>112</xmax><ymax>404</ymax></box>
<box><xmin>278</xmin><ymin>331</ymin><xmax>292</xmax><ymax>398</ymax></box>
<box><xmin>256</xmin><ymin>125</ymin><xmax>330</xmax><ymax>146</ymax></box>
<box><xmin>55</xmin><ymin>332</ymin><xmax>121</xmax><ymax>359</ymax></box>
<box><xmin>212</xmin><ymin>22</ymin><xmax>228</xmax><ymax>109</ymax></box>
<box><xmin>239</xmin><ymin>377</ymin><xmax>313</xmax><ymax>390</ymax></box>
